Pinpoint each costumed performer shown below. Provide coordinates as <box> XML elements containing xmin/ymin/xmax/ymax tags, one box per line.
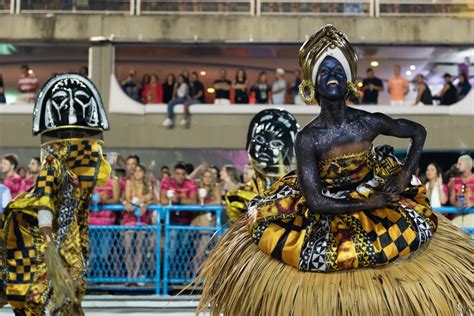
<box><xmin>226</xmin><ymin>109</ymin><xmax>298</xmax><ymax>222</ymax></box>
<box><xmin>196</xmin><ymin>25</ymin><xmax>472</xmax><ymax>315</ymax></box>
<box><xmin>0</xmin><ymin>73</ymin><xmax>111</xmax><ymax>315</ymax></box>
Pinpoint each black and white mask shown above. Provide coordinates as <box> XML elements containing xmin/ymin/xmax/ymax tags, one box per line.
<box><xmin>33</xmin><ymin>73</ymin><xmax>109</xmax><ymax>135</ymax></box>
<box><xmin>247</xmin><ymin>109</ymin><xmax>298</xmax><ymax>174</ymax></box>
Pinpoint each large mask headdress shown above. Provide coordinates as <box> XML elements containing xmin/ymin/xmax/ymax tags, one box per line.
<box><xmin>246</xmin><ymin>109</ymin><xmax>299</xmax><ymax>177</ymax></box>
<box><xmin>33</xmin><ymin>73</ymin><xmax>110</xmax><ymax>138</ymax></box>
<box><xmin>298</xmin><ymin>24</ymin><xmax>358</xmax><ymax>105</ymax></box>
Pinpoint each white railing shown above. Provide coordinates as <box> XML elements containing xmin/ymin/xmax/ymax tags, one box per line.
<box><xmin>0</xmin><ymin>0</ymin><xmax>472</xmax><ymax>16</ymax></box>
<box><xmin>257</xmin><ymin>0</ymin><xmax>373</xmax><ymax>16</ymax></box>
<box><xmin>137</xmin><ymin>0</ymin><xmax>254</xmax><ymax>15</ymax></box>
<box><xmin>376</xmin><ymin>0</ymin><xmax>474</xmax><ymax>17</ymax></box>
<box><xmin>0</xmin><ymin>0</ymin><xmax>13</xmax><ymax>13</ymax></box>
<box><xmin>17</xmin><ymin>0</ymin><xmax>135</xmax><ymax>14</ymax></box>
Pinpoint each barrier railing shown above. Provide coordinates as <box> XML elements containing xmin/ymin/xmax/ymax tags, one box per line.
<box><xmin>376</xmin><ymin>0</ymin><xmax>474</xmax><ymax>17</ymax></box>
<box><xmin>85</xmin><ymin>204</ymin><xmax>472</xmax><ymax>294</ymax></box>
<box><xmin>17</xmin><ymin>0</ymin><xmax>135</xmax><ymax>14</ymax></box>
<box><xmin>257</xmin><ymin>0</ymin><xmax>373</xmax><ymax>16</ymax></box>
<box><xmin>138</xmin><ymin>0</ymin><xmax>254</xmax><ymax>15</ymax></box>
<box><xmin>86</xmin><ymin>204</ymin><xmax>223</xmax><ymax>295</ymax></box>
<box><xmin>162</xmin><ymin>205</ymin><xmax>222</xmax><ymax>294</ymax></box>
<box><xmin>0</xmin><ymin>0</ymin><xmax>13</xmax><ymax>13</ymax></box>
<box><xmin>2</xmin><ymin>0</ymin><xmax>473</xmax><ymax>16</ymax></box>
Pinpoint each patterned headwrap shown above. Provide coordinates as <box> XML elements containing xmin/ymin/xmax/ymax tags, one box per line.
<box><xmin>298</xmin><ymin>24</ymin><xmax>358</xmax><ymax>104</ymax></box>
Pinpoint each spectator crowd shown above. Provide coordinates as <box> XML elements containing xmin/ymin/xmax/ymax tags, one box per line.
<box><xmin>0</xmin><ymin>63</ymin><xmax>471</xmax><ymax>110</ymax></box>
<box><xmin>2</xmin><ymin>152</ymin><xmax>472</xmax><ymax>215</ymax></box>
<box><xmin>118</xmin><ymin>65</ymin><xmax>472</xmax><ymax>116</ymax></box>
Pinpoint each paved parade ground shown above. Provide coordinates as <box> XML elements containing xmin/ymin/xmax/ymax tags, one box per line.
<box><xmin>1</xmin><ymin>295</ymin><xmax>204</xmax><ymax>315</ymax></box>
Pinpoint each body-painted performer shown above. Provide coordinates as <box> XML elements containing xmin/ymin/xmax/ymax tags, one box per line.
<box><xmin>0</xmin><ymin>73</ymin><xmax>111</xmax><ymax>315</ymax></box>
<box><xmin>226</xmin><ymin>109</ymin><xmax>298</xmax><ymax>222</ymax></box>
<box><xmin>197</xmin><ymin>25</ymin><xmax>472</xmax><ymax>315</ymax></box>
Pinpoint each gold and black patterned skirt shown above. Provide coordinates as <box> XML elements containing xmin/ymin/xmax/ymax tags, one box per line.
<box><xmin>247</xmin><ymin>146</ymin><xmax>438</xmax><ymax>272</ymax></box>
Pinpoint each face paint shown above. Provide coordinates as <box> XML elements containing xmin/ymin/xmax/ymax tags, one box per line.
<box><xmin>316</xmin><ymin>56</ymin><xmax>348</xmax><ymax>100</ymax></box>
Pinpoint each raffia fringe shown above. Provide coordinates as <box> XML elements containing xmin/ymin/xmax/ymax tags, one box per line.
<box><xmin>45</xmin><ymin>242</ymin><xmax>78</xmax><ymax>308</ymax></box>
<box><xmin>196</xmin><ymin>215</ymin><xmax>473</xmax><ymax>316</ymax></box>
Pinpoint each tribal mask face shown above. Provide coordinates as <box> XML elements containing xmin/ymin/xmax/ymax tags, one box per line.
<box><xmin>33</xmin><ymin>74</ymin><xmax>109</xmax><ymax>135</ymax></box>
<box><xmin>247</xmin><ymin>109</ymin><xmax>298</xmax><ymax>175</ymax></box>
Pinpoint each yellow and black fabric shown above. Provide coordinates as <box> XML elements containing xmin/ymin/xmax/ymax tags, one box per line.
<box><xmin>225</xmin><ymin>175</ymin><xmax>270</xmax><ymax>223</ymax></box>
<box><xmin>248</xmin><ymin>145</ymin><xmax>438</xmax><ymax>272</ymax></box>
<box><xmin>0</xmin><ymin>138</ymin><xmax>110</xmax><ymax>315</ymax></box>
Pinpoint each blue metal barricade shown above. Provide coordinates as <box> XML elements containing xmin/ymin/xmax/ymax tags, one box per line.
<box><xmin>87</xmin><ymin>206</ymin><xmax>161</xmax><ymax>294</ymax></box>
<box><xmin>162</xmin><ymin>205</ymin><xmax>223</xmax><ymax>295</ymax></box>
<box><xmin>85</xmin><ymin>204</ymin><xmax>471</xmax><ymax>295</ymax></box>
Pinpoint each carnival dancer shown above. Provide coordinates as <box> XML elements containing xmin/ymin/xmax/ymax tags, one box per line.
<box><xmin>0</xmin><ymin>73</ymin><xmax>111</xmax><ymax>315</ymax></box>
<box><xmin>197</xmin><ymin>25</ymin><xmax>472</xmax><ymax>315</ymax></box>
<box><xmin>226</xmin><ymin>109</ymin><xmax>298</xmax><ymax>222</ymax></box>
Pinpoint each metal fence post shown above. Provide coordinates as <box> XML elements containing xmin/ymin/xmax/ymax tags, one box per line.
<box><xmin>216</xmin><ymin>207</ymin><xmax>223</xmax><ymax>238</ymax></box>
<box><xmin>163</xmin><ymin>206</ymin><xmax>170</xmax><ymax>295</ymax></box>
<box><xmin>154</xmin><ymin>208</ymin><xmax>161</xmax><ymax>295</ymax></box>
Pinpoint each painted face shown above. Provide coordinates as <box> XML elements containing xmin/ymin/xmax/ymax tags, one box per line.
<box><xmin>316</xmin><ymin>56</ymin><xmax>348</xmax><ymax>100</ymax></box>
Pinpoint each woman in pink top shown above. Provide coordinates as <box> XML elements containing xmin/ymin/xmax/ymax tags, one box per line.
<box><xmin>122</xmin><ymin>164</ymin><xmax>157</xmax><ymax>284</ymax></box>
<box><xmin>89</xmin><ymin>177</ymin><xmax>120</xmax><ymax>225</ymax></box>
<box><xmin>142</xmin><ymin>73</ymin><xmax>163</xmax><ymax>104</ymax></box>
<box><xmin>448</xmin><ymin>155</ymin><xmax>474</xmax><ymax>229</ymax></box>
<box><xmin>88</xmin><ymin>176</ymin><xmax>120</xmax><ymax>277</ymax></box>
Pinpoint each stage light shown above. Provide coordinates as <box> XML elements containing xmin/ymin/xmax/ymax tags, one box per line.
<box><xmin>207</xmin><ymin>88</ymin><xmax>215</xmax><ymax>93</ymax></box>
<box><xmin>28</xmin><ymin>69</ymin><xmax>33</xmax><ymax>75</ymax></box>
<box><xmin>200</xmin><ymin>71</ymin><xmax>206</xmax><ymax>76</ymax></box>
<box><xmin>405</xmin><ymin>70</ymin><xmax>412</xmax><ymax>76</ymax></box>
<box><xmin>410</xmin><ymin>65</ymin><xmax>416</xmax><ymax>71</ymax></box>
<box><xmin>357</xmin><ymin>82</ymin><xmax>363</xmax><ymax>88</ymax></box>
<box><xmin>370</xmin><ymin>61</ymin><xmax>379</xmax><ymax>67</ymax></box>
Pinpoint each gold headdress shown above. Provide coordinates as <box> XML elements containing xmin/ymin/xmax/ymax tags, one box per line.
<box><xmin>298</xmin><ymin>24</ymin><xmax>358</xmax><ymax>104</ymax></box>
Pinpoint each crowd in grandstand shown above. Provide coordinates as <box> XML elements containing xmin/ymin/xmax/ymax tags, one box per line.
<box><xmin>0</xmin><ymin>63</ymin><xmax>471</xmax><ymax>111</ymax></box>
<box><xmin>122</xmin><ymin>65</ymin><xmax>471</xmax><ymax>111</ymax></box>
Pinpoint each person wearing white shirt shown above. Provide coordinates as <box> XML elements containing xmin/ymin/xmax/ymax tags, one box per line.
<box><xmin>272</xmin><ymin>68</ymin><xmax>287</xmax><ymax>105</ymax></box>
<box><xmin>0</xmin><ymin>183</ymin><xmax>11</xmax><ymax>214</ymax></box>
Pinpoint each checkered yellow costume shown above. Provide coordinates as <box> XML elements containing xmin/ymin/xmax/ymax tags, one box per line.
<box><xmin>226</xmin><ymin>175</ymin><xmax>269</xmax><ymax>223</ymax></box>
<box><xmin>248</xmin><ymin>145</ymin><xmax>438</xmax><ymax>271</ymax></box>
<box><xmin>0</xmin><ymin>138</ymin><xmax>110</xmax><ymax>315</ymax></box>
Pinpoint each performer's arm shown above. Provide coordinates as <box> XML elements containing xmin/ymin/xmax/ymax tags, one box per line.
<box><xmin>295</xmin><ymin>132</ymin><xmax>398</xmax><ymax>215</ymax></box>
<box><xmin>38</xmin><ymin>209</ymin><xmax>53</xmax><ymax>242</ymax></box>
<box><xmin>373</xmin><ymin>112</ymin><xmax>427</xmax><ymax>193</ymax></box>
